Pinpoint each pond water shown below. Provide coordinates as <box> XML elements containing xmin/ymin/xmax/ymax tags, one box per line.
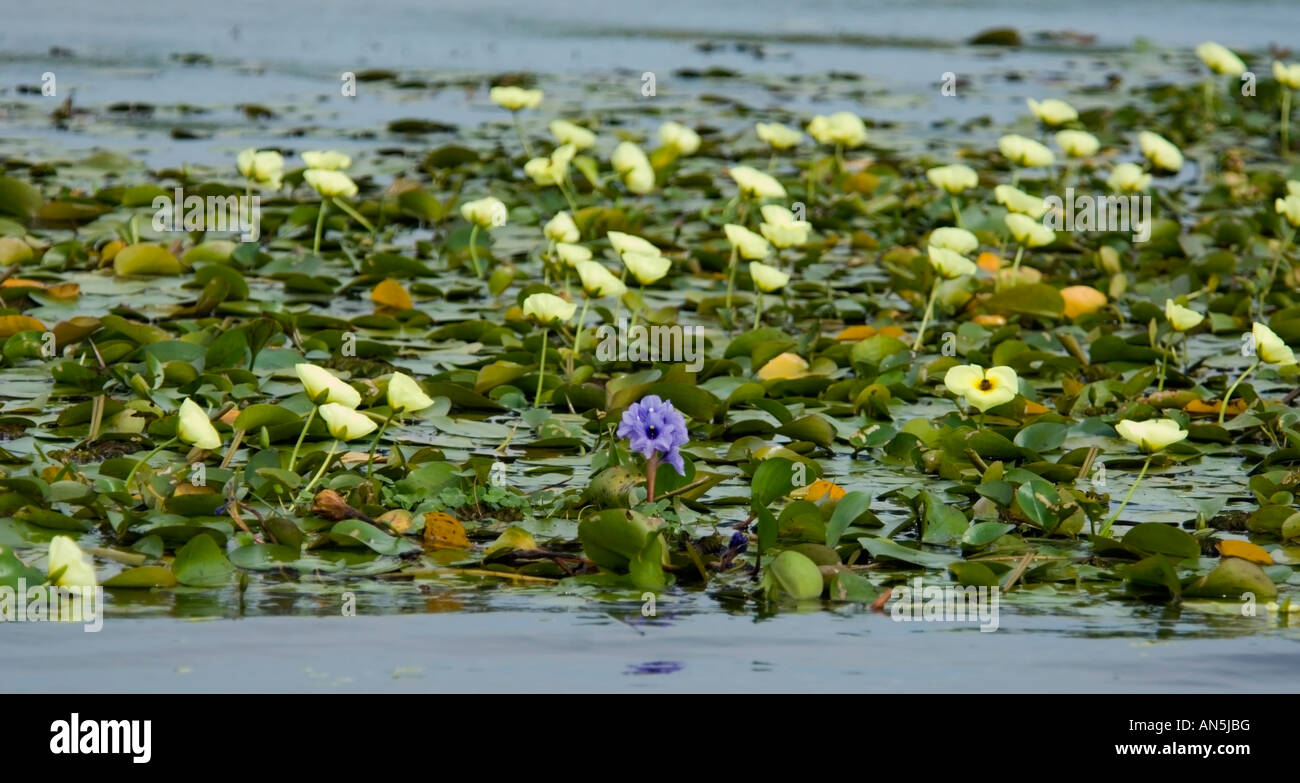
<box><xmin>2</xmin><ymin>0</ymin><xmax>1299</xmax><ymax>690</ymax></box>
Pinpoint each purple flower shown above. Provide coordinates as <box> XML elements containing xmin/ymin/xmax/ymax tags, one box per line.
<box><xmin>617</xmin><ymin>394</ymin><xmax>689</xmax><ymax>475</ymax></box>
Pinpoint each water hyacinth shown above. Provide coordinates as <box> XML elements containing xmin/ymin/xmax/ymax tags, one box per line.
<box><xmin>618</xmin><ymin>395</ymin><xmax>690</xmax><ymax>501</ymax></box>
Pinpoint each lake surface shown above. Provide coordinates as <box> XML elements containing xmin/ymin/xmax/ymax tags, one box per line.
<box><xmin>2</xmin><ymin>0</ymin><xmax>1300</xmax><ymax>691</ymax></box>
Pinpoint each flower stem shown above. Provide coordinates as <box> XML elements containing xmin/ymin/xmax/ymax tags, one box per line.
<box><xmin>366</xmin><ymin>411</ymin><xmax>398</xmax><ymax>477</ymax></box>
<box><xmin>724</xmin><ymin>246</ymin><xmax>738</xmax><ymax>323</ymax></box>
<box><xmin>1262</xmin><ymin>225</ymin><xmax>1294</xmax><ymax>316</ymax></box>
<box><xmin>468</xmin><ymin>224</ymin><xmax>483</xmax><ymax>278</ymax></box>
<box><xmin>950</xmin><ymin>195</ymin><xmax>964</xmax><ymax>228</ymax></box>
<box><xmin>569</xmin><ymin>296</ymin><xmax>591</xmax><ymax>378</ymax></box>
<box><xmin>123</xmin><ymin>436</ymin><xmax>179</xmax><ymax>495</ymax></box>
<box><xmin>287</xmin><ymin>406</ymin><xmax>317</xmax><ymax>474</ymax></box>
<box><xmin>1219</xmin><ymin>359</ymin><xmax>1260</xmax><ymax>425</ymax></box>
<box><xmin>1100</xmin><ymin>454</ymin><xmax>1153</xmax><ymax>538</ymax></box>
<box><xmin>645</xmin><ymin>452</ymin><xmax>659</xmax><ymax>503</ymax></box>
<box><xmin>302</xmin><ymin>440</ymin><xmax>339</xmax><ymax>495</ymax></box>
<box><xmin>1010</xmin><ymin>244</ymin><xmax>1025</xmax><ymax>277</ymax></box>
<box><xmin>332</xmin><ymin>196</ymin><xmax>375</xmax><ymax>232</ymax></box>
<box><xmin>753</xmin><ymin>290</ymin><xmax>764</xmax><ymax>330</ymax></box>
<box><xmin>556</xmin><ymin>179</ymin><xmax>578</xmax><ymax>215</ymax></box>
<box><xmin>911</xmin><ymin>279</ymin><xmax>940</xmax><ymax>351</ymax></box>
<box><xmin>312</xmin><ymin>198</ymin><xmax>328</xmax><ymax>255</ymax></box>
<box><xmin>534</xmin><ymin>327</ymin><xmax>549</xmax><ymax>408</ymax></box>
<box><xmin>512</xmin><ymin>112</ymin><xmax>533</xmax><ymax>158</ymax></box>
<box><xmin>1281</xmin><ymin>89</ymin><xmax>1291</xmax><ymax>156</ymax></box>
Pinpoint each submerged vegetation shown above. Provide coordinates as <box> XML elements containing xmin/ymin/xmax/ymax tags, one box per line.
<box><xmin>2</xmin><ymin>37</ymin><xmax>1300</xmax><ymax>629</ymax></box>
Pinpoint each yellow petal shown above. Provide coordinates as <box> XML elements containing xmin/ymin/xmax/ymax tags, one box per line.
<box><xmin>371</xmin><ymin>279</ymin><xmax>413</xmax><ymax>311</ymax></box>
<box><xmin>757</xmin><ymin>352</ymin><xmax>810</xmax><ymax>381</ymax></box>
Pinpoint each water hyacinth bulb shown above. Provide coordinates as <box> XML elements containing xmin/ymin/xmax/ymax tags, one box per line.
<box><xmin>617</xmin><ymin>394</ymin><xmax>690</xmax><ymax>503</ymax></box>
<box><xmin>944</xmin><ymin>365</ymin><xmax>1019</xmax><ymax>413</ymax></box>
<box><xmin>1138</xmin><ymin>131</ymin><xmax>1184</xmax><ymax>172</ymax></box>
<box><xmin>177</xmin><ymin>398</ymin><xmax>221</xmax><ymax>449</ymax></box>
<box><xmin>729</xmin><ymin>165</ymin><xmax>786</xmax><ymax>199</ymax></box>
<box><xmin>658</xmin><ymin>121</ymin><xmax>701</xmax><ymax>155</ymax></box>
<box><xmin>928</xmin><ymin>226</ymin><xmax>979</xmax><ymax>255</ymax></box>
<box><xmin>549</xmin><ymin>119</ymin><xmax>596</xmax><ymax>150</ymax></box>
<box><xmin>237</xmin><ymin>148</ymin><xmax>284</xmax><ymax>189</ymax></box>
<box><xmin>1055</xmin><ymin>129</ymin><xmax>1100</xmax><ymax>158</ymax></box>
<box><xmin>545</xmin><ymin>211</ymin><xmax>579</xmax><ymax>244</ymax></box>
<box><xmin>1027</xmin><ymin>98</ymin><xmax>1078</xmax><ymax>126</ymax></box>
<box><xmin>998</xmin><ymin>134</ymin><xmax>1055</xmax><ymax>168</ymax></box>
<box><xmin>995</xmin><ymin>184</ymin><xmax>1048</xmax><ymax>218</ymax></box>
<box><xmin>756</xmin><ymin>122</ymin><xmax>803</xmax><ymax>150</ymax></box>
<box><xmin>48</xmin><ymin>536</ymin><xmax>96</xmax><ymax>588</ymax></box>
<box><xmin>1107</xmin><ymin>162</ymin><xmax>1152</xmax><ymax>193</ymax></box>
<box><xmin>302</xmin><ymin>150</ymin><xmax>351</xmax><ymax>170</ymax></box>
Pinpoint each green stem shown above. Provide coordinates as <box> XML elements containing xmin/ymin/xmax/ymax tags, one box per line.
<box><xmin>1283</xmin><ymin>90</ymin><xmax>1292</xmax><ymax>157</ymax></box>
<box><xmin>468</xmin><ymin>224</ymin><xmax>483</xmax><ymax>278</ymax></box>
<box><xmin>1262</xmin><ymin>226</ymin><xmax>1294</xmax><ymax>316</ymax></box>
<box><xmin>569</xmin><ymin>296</ymin><xmax>592</xmax><ymax>378</ymax></box>
<box><xmin>556</xmin><ymin>179</ymin><xmax>578</xmax><ymax>215</ymax></box>
<box><xmin>911</xmin><ymin>279</ymin><xmax>940</xmax><ymax>351</ymax></box>
<box><xmin>1010</xmin><ymin>244</ymin><xmax>1026</xmax><ymax>278</ymax></box>
<box><xmin>513</xmin><ymin>112</ymin><xmax>533</xmax><ymax>158</ymax></box>
<box><xmin>951</xmin><ymin>195</ymin><xmax>964</xmax><ymax>228</ymax></box>
<box><xmin>1219</xmin><ymin>359</ymin><xmax>1260</xmax><ymax>425</ymax></box>
<box><xmin>312</xmin><ymin>198</ymin><xmax>328</xmax><ymax>255</ymax></box>
<box><xmin>630</xmin><ymin>285</ymin><xmax>644</xmax><ymax>331</ymax></box>
<box><xmin>753</xmin><ymin>290</ymin><xmax>764</xmax><ymax>330</ymax></box>
<box><xmin>1203</xmin><ymin>79</ymin><xmax>1215</xmax><ymax>122</ymax></box>
<box><xmin>1099</xmin><ymin>454</ymin><xmax>1153</xmax><ymax>538</ymax></box>
<box><xmin>332</xmin><ymin>197</ymin><xmax>375</xmax><ymax>232</ymax></box>
<box><xmin>724</xmin><ymin>246</ymin><xmax>738</xmax><ymax>324</ymax></box>
<box><xmin>534</xmin><ymin>327</ymin><xmax>548</xmax><ymax>408</ymax></box>
<box><xmin>366</xmin><ymin>411</ymin><xmax>399</xmax><ymax>477</ymax></box>
<box><xmin>123</xmin><ymin>437</ymin><xmax>179</xmax><ymax>495</ymax></box>
<box><xmin>287</xmin><ymin>405</ymin><xmax>318</xmax><ymax>473</ymax></box>
<box><xmin>302</xmin><ymin>440</ymin><xmax>339</xmax><ymax>496</ymax></box>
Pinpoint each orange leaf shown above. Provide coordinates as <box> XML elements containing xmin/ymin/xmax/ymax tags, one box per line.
<box><xmin>1217</xmin><ymin>540</ymin><xmax>1272</xmax><ymax>565</ymax></box>
<box><xmin>46</xmin><ymin>283</ymin><xmax>80</xmax><ymax>299</ymax></box>
<box><xmin>877</xmin><ymin>325</ymin><xmax>907</xmax><ymax>339</ymax></box>
<box><xmin>1060</xmin><ymin>285</ymin><xmax>1107</xmax><ymax>319</ymax></box>
<box><xmin>835</xmin><ymin>325</ymin><xmax>877</xmax><ymax>341</ymax></box>
<box><xmin>0</xmin><ymin>278</ymin><xmax>44</xmax><ymax>288</ymax></box>
<box><xmin>423</xmin><ymin>511</ymin><xmax>470</xmax><ymax>550</ymax></box>
<box><xmin>0</xmin><ymin>314</ymin><xmax>46</xmax><ymax>338</ymax></box>
<box><xmin>371</xmin><ymin>278</ymin><xmax>413</xmax><ymax>311</ymax></box>
<box><xmin>797</xmin><ymin>478</ymin><xmax>846</xmax><ymax>502</ymax></box>
<box><xmin>1022</xmin><ymin>400</ymin><xmax>1050</xmax><ymax>415</ymax></box>
<box><xmin>1183</xmin><ymin>399</ymin><xmax>1246</xmax><ymax>416</ymax></box>
<box><xmin>757</xmin><ymin>352</ymin><xmax>809</xmax><ymax>381</ymax></box>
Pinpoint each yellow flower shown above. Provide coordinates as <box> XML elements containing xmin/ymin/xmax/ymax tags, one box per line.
<box><xmin>1165</xmin><ymin>299</ymin><xmax>1205</xmax><ymax>332</ymax></box>
<box><xmin>944</xmin><ymin>365</ymin><xmax>1019</xmax><ymax>412</ymax></box>
<box><xmin>1275</xmin><ymin>61</ymin><xmax>1300</xmax><ymax>90</ymax></box>
<box><xmin>461</xmin><ymin>197</ymin><xmax>507</xmax><ymax>228</ymax></box>
<box><xmin>623</xmin><ymin>164</ymin><xmax>655</xmax><ymax>194</ymax></box>
<box><xmin>1115</xmin><ymin>418</ymin><xmax>1188</xmax><ymax>452</ymax></box>
<box><xmin>303</xmin><ymin>169</ymin><xmax>358</xmax><ymax>198</ymax></box>
<box><xmin>729</xmin><ymin>165</ymin><xmax>786</xmax><ymax>199</ymax></box>
<box><xmin>999</xmin><ymin>134</ymin><xmax>1055</xmax><ymax>167</ymax></box>
<box><xmin>489</xmin><ymin>85</ymin><xmax>543</xmax><ymax>111</ymax></box>
<box><xmin>48</xmin><ymin>536</ymin><xmax>96</xmax><ymax>588</ymax></box>
<box><xmin>549</xmin><ymin>119</ymin><xmax>596</xmax><ymax>149</ymax></box>
<box><xmin>1290</xmin><ymin>180</ymin><xmax>1300</xmax><ymax>196</ymax></box>
<box><xmin>522</xmin><ymin>292</ymin><xmax>577</xmax><ymax>324</ymax></box>
<box><xmin>995</xmin><ymin>184</ymin><xmax>1048</xmax><ymax>218</ymax></box>
<box><xmin>607</xmin><ymin>231</ymin><xmax>660</xmax><ymax>258</ymax></box>
<box><xmin>387</xmin><ymin>372</ymin><xmax>434</xmax><ymax>414</ymax></box>
<box><xmin>1055</xmin><ymin>129</ymin><xmax>1100</xmax><ymax>158</ymax></box>
<box><xmin>556</xmin><ymin>242</ymin><xmax>592</xmax><ymax>267</ymax></box>
<box><xmin>756</xmin><ymin>122</ymin><xmax>803</xmax><ymax>150</ymax></box>
<box><xmin>236</xmin><ymin>148</ymin><xmax>283</xmax><ymax>188</ymax></box>
<box><xmin>659</xmin><ymin>121</ymin><xmax>701</xmax><ymax>155</ymax></box>
<box><xmin>545</xmin><ymin>211</ymin><xmax>579</xmax><ymax>243</ymax></box>
<box><xmin>1275</xmin><ymin>194</ymin><xmax>1300</xmax><ymax>227</ymax></box>
<box><xmin>926</xmin><ymin>164</ymin><xmax>979</xmax><ymax>194</ymax></box>
<box><xmin>927</xmin><ymin>245</ymin><xmax>976</xmax><ymax>279</ymax></box>
<box><xmin>1253</xmin><ymin>322</ymin><xmax>1296</xmax><ymax>365</ymax></box>
<box><xmin>1107</xmin><ymin>162</ymin><xmax>1152</xmax><ymax>193</ymax></box>
<box><xmin>807</xmin><ymin>112</ymin><xmax>868</xmax><ymax>147</ymax></box>
<box><xmin>523</xmin><ymin>144</ymin><xmax>576</xmax><ymax>186</ymax></box>
<box><xmin>724</xmin><ymin>223</ymin><xmax>771</xmax><ymax>260</ymax></box>
<box><xmin>295</xmin><ymin>363</ymin><xmax>361</xmax><ymax>408</ymax></box>
<box><xmin>749</xmin><ymin>261</ymin><xmax>789</xmax><ymax>292</ymax></box>
<box><xmin>1004</xmin><ymin>213</ymin><xmax>1056</xmax><ymax>247</ymax></box>
<box><xmin>1060</xmin><ymin>286</ymin><xmax>1107</xmax><ymax>319</ymax></box>
<box><xmin>621</xmin><ymin>251</ymin><xmax>671</xmax><ymax>285</ymax></box>
<box><xmin>1139</xmin><ymin>131</ymin><xmax>1183</xmax><ymax>172</ymax></box>
<box><xmin>758</xmin><ymin>205</ymin><xmax>811</xmax><ymax>247</ymax></box>
<box><xmin>1196</xmin><ymin>42</ymin><xmax>1247</xmax><ymax>76</ymax></box>
<box><xmin>178</xmin><ymin>398</ymin><xmax>221</xmax><ymax>450</ymax></box>
<box><xmin>318</xmin><ymin>402</ymin><xmax>378</xmax><ymax>440</ymax></box>
<box><xmin>928</xmin><ymin>227</ymin><xmax>979</xmax><ymax>255</ymax></box>
<box><xmin>302</xmin><ymin>150</ymin><xmax>351</xmax><ymax>170</ymax></box>
<box><xmin>1027</xmin><ymin>98</ymin><xmax>1078</xmax><ymax>126</ymax></box>
<box><xmin>575</xmin><ymin>260</ymin><xmax>628</xmax><ymax>298</ymax></box>
<box><xmin>612</xmin><ymin>143</ymin><xmax>655</xmax><ymax>194</ymax></box>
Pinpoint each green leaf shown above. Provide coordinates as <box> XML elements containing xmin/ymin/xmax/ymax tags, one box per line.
<box><xmin>103</xmin><ymin>566</ymin><xmax>178</xmax><ymax>588</ymax></box>
<box><xmin>328</xmin><ymin>520</ymin><xmax>419</xmax><ymax>555</ymax></box>
<box><xmin>826</xmin><ymin>490</ymin><xmax>872</xmax><ymax>548</ymax></box>
<box><xmin>1122</xmin><ymin>522</ymin><xmax>1200</xmax><ymax>560</ymax></box>
<box><xmin>173</xmin><ymin>534</ymin><xmax>235</xmax><ymax>587</ymax></box>
<box><xmin>858</xmin><ymin>536</ymin><xmax>959</xmax><ymax>569</ymax></box>
<box><xmin>766</xmin><ymin>550</ymin><xmax>823</xmax><ymax>600</ymax></box>
<box><xmin>751</xmin><ymin>457</ymin><xmax>796</xmax><ymax>507</ymax></box>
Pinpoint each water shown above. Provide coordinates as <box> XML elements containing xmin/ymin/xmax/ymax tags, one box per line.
<box><xmin>2</xmin><ymin>0</ymin><xmax>1300</xmax><ymax>690</ymax></box>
